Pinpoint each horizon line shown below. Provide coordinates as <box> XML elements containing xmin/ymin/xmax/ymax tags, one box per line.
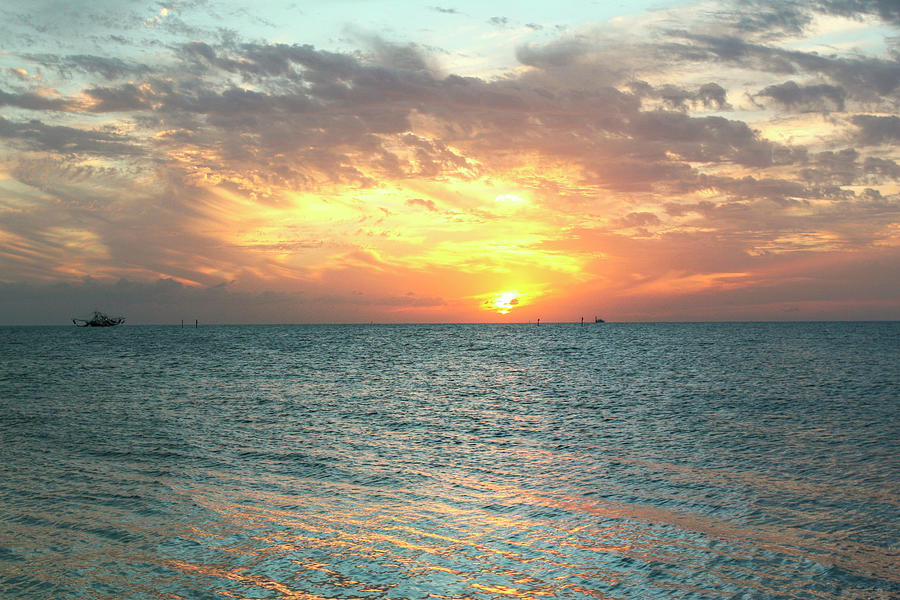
<box><xmin>4</xmin><ymin>319</ymin><xmax>899</xmax><ymax>327</ymax></box>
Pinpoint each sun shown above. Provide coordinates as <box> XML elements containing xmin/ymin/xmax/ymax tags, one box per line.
<box><xmin>489</xmin><ymin>291</ymin><xmax>520</xmax><ymax>314</ymax></box>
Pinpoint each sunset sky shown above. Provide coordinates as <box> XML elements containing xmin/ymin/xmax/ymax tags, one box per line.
<box><xmin>1</xmin><ymin>0</ymin><xmax>898</xmax><ymax>323</ymax></box>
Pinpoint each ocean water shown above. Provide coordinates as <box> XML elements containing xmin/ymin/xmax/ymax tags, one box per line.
<box><xmin>1</xmin><ymin>322</ymin><xmax>898</xmax><ymax>600</ymax></box>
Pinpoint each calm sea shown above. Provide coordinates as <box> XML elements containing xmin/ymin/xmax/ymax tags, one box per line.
<box><xmin>1</xmin><ymin>323</ymin><xmax>898</xmax><ymax>599</ymax></box>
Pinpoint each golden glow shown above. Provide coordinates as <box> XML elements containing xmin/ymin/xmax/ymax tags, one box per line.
<box><xmin>7</xmin><ymin>102</ymin><xmax>887</xmax><ymax>323</ymax></box>
<box><xmin>488</xmin><ymin>290</ymin><xmax>521</xmax><ymax>314</ymax></box>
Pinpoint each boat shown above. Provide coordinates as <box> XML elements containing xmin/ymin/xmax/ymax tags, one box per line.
<box><xmin>594</xmin><ymin>317</ymin><xmax>605</xmax><ymax>323</ymax></box>
<box><xmin>73</xmin><ymin>311</ymin><xmax>125</xmax><ymax>327</ymax></box>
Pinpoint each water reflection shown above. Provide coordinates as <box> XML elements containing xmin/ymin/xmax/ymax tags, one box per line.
<box><xmin>156</xmin><ymin>467</ymin><xmax>898</xmax><ymax>600</ymax></box>
<box><xmin>2</xmin><ymin>324</ymin><xmax>898</xmax><ymax>599</ymax></box>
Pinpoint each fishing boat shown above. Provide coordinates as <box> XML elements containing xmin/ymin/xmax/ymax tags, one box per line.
<box><xmin>73</xmin><ymin>311</ymin><xmax>125</xmax><ymax>327</ymax></box>
<box><xmin>595</xmin><ymin>316</ymin><xmax>605</xmax><ymax>323</ymax></box>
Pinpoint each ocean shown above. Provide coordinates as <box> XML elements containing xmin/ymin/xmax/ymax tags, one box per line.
<box><xmin>1</xmin><ymin>322</ymin><xmax>898</xmax><ymax>599</ymax></box>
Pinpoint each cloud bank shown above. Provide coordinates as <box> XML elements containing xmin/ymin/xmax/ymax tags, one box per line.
<box><xmin>0</xmin><ymin>0</ymin><xmax>898</xmax><ymax>322</ymax></box>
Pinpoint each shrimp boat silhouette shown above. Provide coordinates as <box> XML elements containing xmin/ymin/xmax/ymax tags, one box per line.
<box><xmin>73</xmin><ymin>311</ymin><xmax>125</xmax><ymax>327</ymax></box>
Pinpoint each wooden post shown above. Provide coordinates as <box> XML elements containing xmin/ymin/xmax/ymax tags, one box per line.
<box><xmin>181</xmin><ymin>319</ymin><xmax>184</xmax><ymax>328</ymax></box>
<box><xmin>195</xmin><ymin>319</ymin><xmax>198</xmax><ymax>328</ymax></box>
<box><xmin>581</xmin><ymin>316</ymin><xmax>584</xmax><ymax>326</ymax></box>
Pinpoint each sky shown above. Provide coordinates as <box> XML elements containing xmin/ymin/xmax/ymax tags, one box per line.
<box><xmin>1</xmin><ymin>0</ymin><xmax>899</xmax><ymax>324</ymax></box>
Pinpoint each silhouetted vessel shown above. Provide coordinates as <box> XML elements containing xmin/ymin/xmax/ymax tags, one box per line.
<box><xmin>73</xmin><ymin>311</ymin><xmax>125</xmax><ymax>327</ymax></box>
<box><xmin>595</xmin><ymin>317</ymin><xmax>605</xmax><ymax>323</ymax></box>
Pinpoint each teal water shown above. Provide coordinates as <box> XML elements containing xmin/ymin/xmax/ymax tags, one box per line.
<box><xmin>1</xmin><ymin>323</ymin><xmax>898</xmax><ymax>599</ymax></box>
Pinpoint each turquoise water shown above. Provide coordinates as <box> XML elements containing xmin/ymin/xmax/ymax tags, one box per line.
<box><xmin>1</xmin><ymin>323</ymin><xmax>898</xmax><ymax>599</ymax></box>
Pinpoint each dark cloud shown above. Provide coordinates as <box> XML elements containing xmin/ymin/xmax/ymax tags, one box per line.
<box><xmin>851</xmin><ymin>115</ymin><xmax>900</xmax><ymax>145</ymax></box>
<box><xmin>756</xmin><ymin>80</ymin><xmax>846</xmax><ymax>112</ymax></box>
<box><xmin>83</xmin><ymin>36</ymin><xmax>813</xmax><ymax>197</ymax></box>
<box><xmin>0</xmin><ymin>31</ymin><xmax>879</xmax><ymax>204</ymax></box>
<box><xmin>626</xmin><ymin>112</ymin><xmax>783</xmax><ymax>167</ymax></box>
<box><xmin>659</xmin><ymin>185</ymin><xmax>899</xmax><ymax>242</ymax></box>
<box><xmin>85</xmin><ymin>83</ymin><xmax>150</xmax><ymax>112</ymax></box>
<box><xmin>406</xmin><ymin>198</ymin><xmax>438</xmax><ymax>211</ymax></box>
<box><xmin>696</xmin><ymin>1</ymin><xmax>900</xmax><ymax>38</ymax></box>
<box><xmin>724</xmin><ymin>1</ymin><xmax>813</xmax><ymax>36</ymax></box>
<box><xmin>697</xmin><ymin>83</ymin><xmax>730</xmax><ymax>109</ymax></box>
<box><xmin>617</xmin><ymin>212</ymin><xmax>661</xmax><ymax>227</ymax></box>
<box><xmin>816</xmin><ymin>0</ymin><xmax>900</xmax><ymax>25</ymax></box>
<box><xmin>399</xmin><ymin>133</ymin><xmax>478</xmax><ymax>178</ymax></box>
<box><xmin>662</xmin><ymin>32</ymin><xmax>768</xmax><ymax>64</ymax></box>
<box><xmin>0</xmin><ymin>89</ymin><xmax>71</xmax><ymax>111</ymax></box>
<box><xmin>711</xmin><ymin>174</ymin><xmax>813</xmax><ymax>200</ymax></box>
<box><xmin>11</xmin><ymin>31</ymin><xmax>855</xmax><ymax>211</ymax></box>
<box><xmin>631</xmin><ymin>81</ymin><xmax>731</xmax><ymax>110</ymax></box>
<box><xmin>803</xmin><ymin>148</ymin><xmax>860</xmax><ymax>185</ymax></box>
<box><xmin>22</xmin><ymin>53</ymin><xmax>152</xmax><ymax>79</ymax></box>
<box><xmin>431</xmin><ymin>6</ymin><xmax>460</xmax><ymax>14</ymax></box>
<box><xmin>9</xmin><ymin>156</ymin><xmax>130</xmax><ymax>191</ymax></box>
<box><xmin>179</xmin><ymin>41</ymin><xmax>359</xmax><ymax>81</ymax></box>
<box><xmin>662</xmin><ymin>30</ymin><xmax>900</xmax><ymax>103</ymax></box>
<box><xmin>515</xmin><ymin>38</ymin><xmax>592</xmax><ymax>68</ymax></box>
<box><xmin>365</xmin><ymin>37</ymin><xmax>433</xmax><ymax>72</ymax></box>
<box><xmin>0</xmin><ymin>116</ymin><xmax>144</xmax><ymax>156</ymax></box>
<box><xmin>863</xmin><ymin>156</ymin><xmax>900</xmax><ymax>179</ymax></box>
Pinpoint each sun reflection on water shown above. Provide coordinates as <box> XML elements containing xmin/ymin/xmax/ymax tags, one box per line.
<box><xmin>4</xmin><ymin>324</ymin><xmax>898</xmax><ymax>600</ymax></box>
<box><xmin>152</xmin><ymin>463</ymin><xmax>900</xmax><ymax>600</ymax></box>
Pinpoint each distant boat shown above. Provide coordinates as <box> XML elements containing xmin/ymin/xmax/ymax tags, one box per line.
<box><xmin>594</xmin><ymin>317</ymin><xmax>605</xmax><ymax>323</ymax></box>
<box><xmin>73</xmin><ymin>311</ymin><xmax>125</xmax><ymax>327</ymax></box>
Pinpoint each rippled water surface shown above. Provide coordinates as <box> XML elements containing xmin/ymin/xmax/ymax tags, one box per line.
<box><xmin>1</xmin><ymin>323</ymin><xmax>898</xmax><ymax>599</ymax></box>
